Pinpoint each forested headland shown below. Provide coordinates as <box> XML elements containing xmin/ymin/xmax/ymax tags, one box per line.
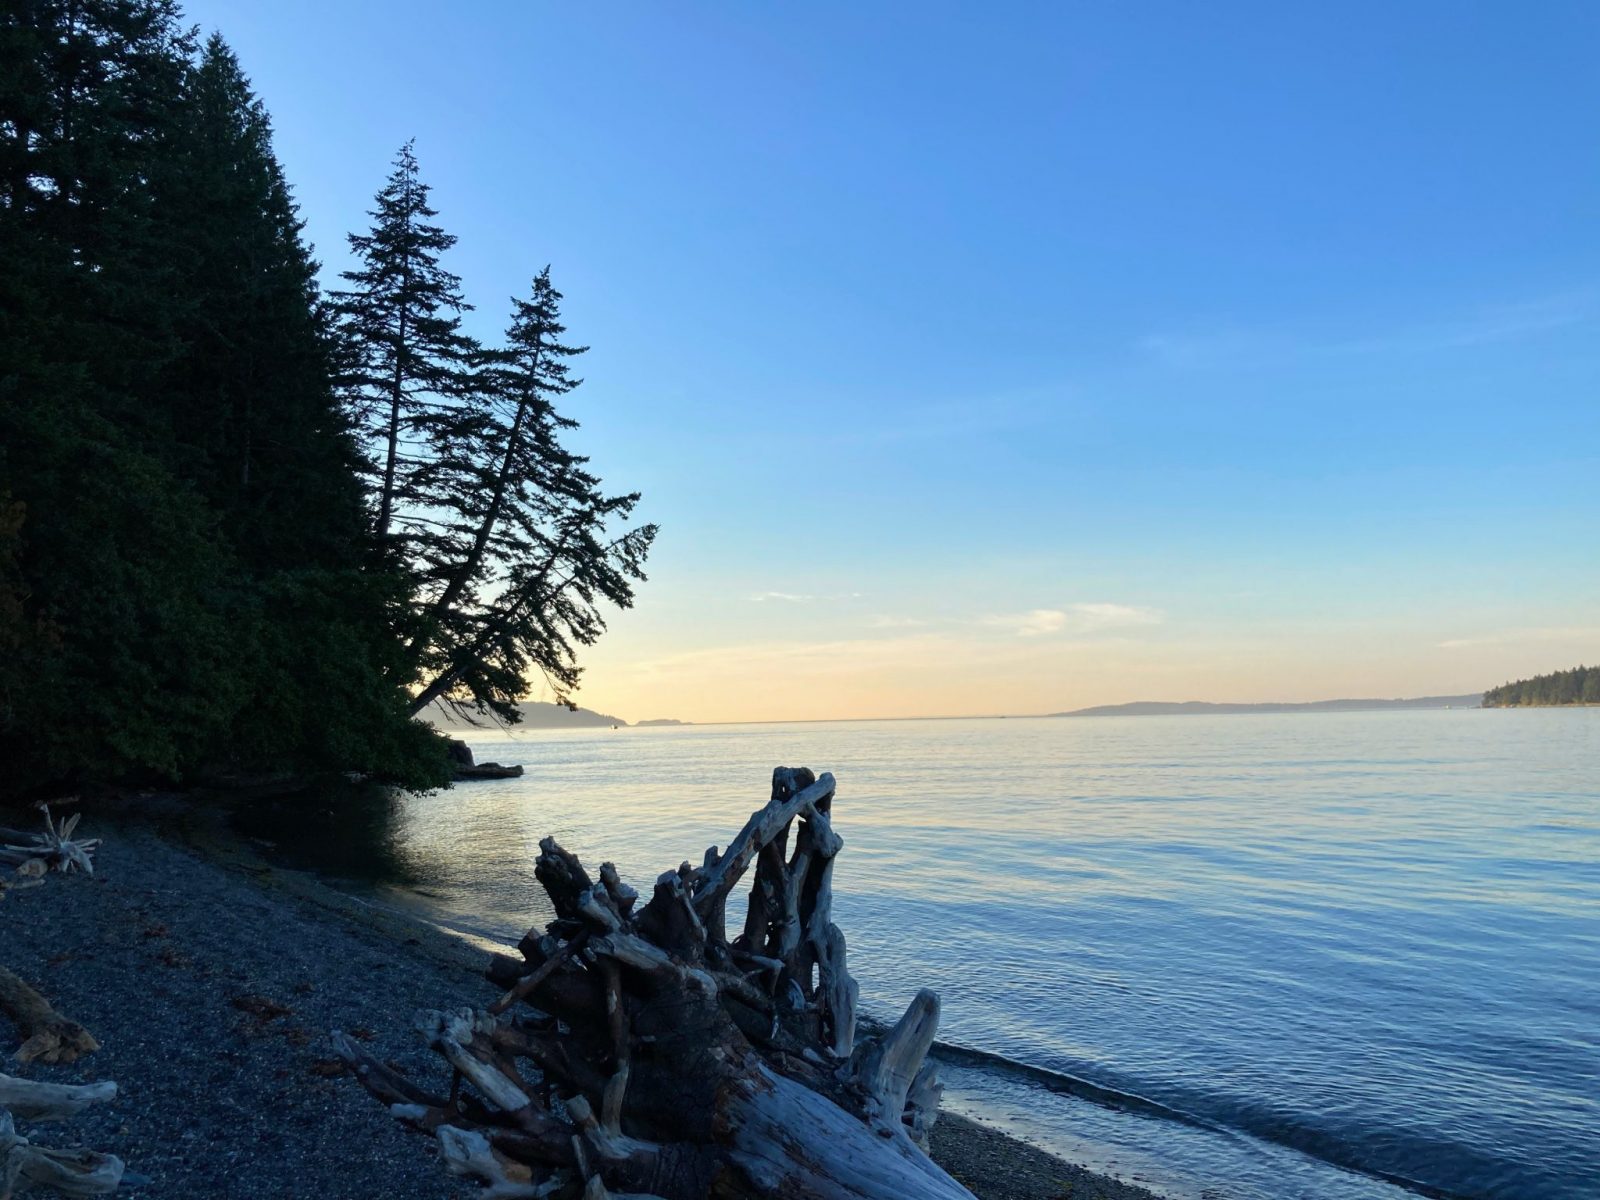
<box><xmin>0</xmin><ymin>0</ymin><xmax>653</xmax><ymax>797</ymax></box>
<box><xmin>1482</xmin><ymin>666</ymin><xmax>1599</xmax><ymax>708</ymax></box>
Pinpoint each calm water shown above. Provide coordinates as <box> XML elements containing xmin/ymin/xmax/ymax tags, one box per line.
<box><xmin>273</xmin><ymin>711</ymin><xmax>1599</xmax><ymax>1200</ymax></box>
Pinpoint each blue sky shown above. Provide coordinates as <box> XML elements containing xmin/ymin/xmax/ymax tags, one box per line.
<box><xmin>187</xmin><ymin>1</ymin><xmax>1599</xmax><ymax>720</ymax></box>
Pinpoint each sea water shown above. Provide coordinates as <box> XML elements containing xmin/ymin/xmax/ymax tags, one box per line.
<box><xmin>279</xmin><ymin>710</ymin><xmax>1599</xmax><ymax>1200</ymax></box>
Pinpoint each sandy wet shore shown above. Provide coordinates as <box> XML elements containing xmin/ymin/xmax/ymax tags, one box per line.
<box><xmin>0</xmin><ymin>810</ymin><xmax>1166</xmax><ymax>1200</ymax></box>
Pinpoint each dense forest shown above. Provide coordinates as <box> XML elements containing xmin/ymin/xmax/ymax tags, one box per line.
<box><xmin>1483</xmin><ymin>666</ymin><xmax>1600</xmax><ymax>708</ymax></box>
<box><xmin>0</xmin><ymin>0</ymin><xmax>653</xmax><ymax>796</ymax></box>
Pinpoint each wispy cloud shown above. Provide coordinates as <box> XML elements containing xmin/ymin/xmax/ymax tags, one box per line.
<box><xmin>1137</xmin><ymin>328</ymin><xmax>1288</xmax><ymax>371</ymax></box>
<box><xmin>749</xmin><ymin>590</ymin><xmax>863</xmax><ymax>604</ymax></box>
<box><xmin>867</xmin><ymin>614</ymin><xmax>932</xmax><ymax>629</ymax></box>
<box><xmin>1333</xmin><ymin>293</ymin><xmax>1594</xmax><ymax>356</ymax></box>
<box><xmin>1438</xmin><ymin>625</ymin><xmax>1600</xmax><ymax>650</ymax></box>
<box><xmin>1139</xmin><ymin>291</ymin><xmax>1597</xmax><ymax>371</ymax></box>
<box><xmin>980</xmin><ymin>602</ymin><xmax>1162</xmax><ymax>638</ymax></box>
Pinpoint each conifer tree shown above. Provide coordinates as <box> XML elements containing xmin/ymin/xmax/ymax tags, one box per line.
<box><xmin>165</xmin><ymin>36</ymin><xmax>365</xmax><ymax>563</ymax></box>
<box><xmin>158</xmin><ymin>37</ymin><xmax>444</xmax><ymax>778</ymax></box>
<box><xmin>330</xmin><ymin>142</ymin><xmax>476</xmax><ymax>554</ymax></box>
<box><xmin>0</xmin><ymin>4</ymin><xmax>450</xmax><ymax>792</ymax></box>
<box><xmin>402</xmin><ymin>270</ymin><xmax>657</xmax><ymax>721</ymax></box>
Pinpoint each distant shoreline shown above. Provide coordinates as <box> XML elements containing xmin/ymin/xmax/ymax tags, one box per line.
<box><xmin>1047</xmin><ymin>694</ymin><xmax>1482</xmax><ymax>718</ymax></box>
<box><xmin>448</xmin><ymin>697</ymin><xmax>1504</xmax><ymax>732</ymax></box>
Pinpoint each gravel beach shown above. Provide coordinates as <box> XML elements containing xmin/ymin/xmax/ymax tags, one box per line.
<box><xmin>0</xmin><ymin>809</ymin><xmax>1167</xmax><ymax>1200</ymax></box>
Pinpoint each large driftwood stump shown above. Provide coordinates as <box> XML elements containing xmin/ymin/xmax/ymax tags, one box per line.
<box><xmin>337</xmin><ymin>767</ymin><xmax>973</xmax><ymax>1200</ymax></box>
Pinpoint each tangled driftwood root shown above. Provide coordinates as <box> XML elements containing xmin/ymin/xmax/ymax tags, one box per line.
<box><xmin>337</xmin><ymin>766</ymin><xmax>972</xmax><ymax>1200</ymax></box>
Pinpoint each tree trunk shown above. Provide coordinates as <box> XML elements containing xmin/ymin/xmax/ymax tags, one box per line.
<box><xmin>406</xmin><ymin>345</ymin><xmax>542</xmax><ymax>664</ymax></box>
<box><xmin>336</xmin><ymin>767</ymin><xmax>972</xmax><ymax>1200</ymax></box>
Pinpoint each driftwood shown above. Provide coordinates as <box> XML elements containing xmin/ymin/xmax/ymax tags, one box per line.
<box><xmin>0</xmin><ymin>1076</ymin><xmax>122</xmax><ymax>1197</ymax></box>
<box><xmin>0</xmin><ymin>810</ymin><xmax>99</xmax><ymax>877</ymax></box>
<box><xmin>0</xmin><ymin>810</ymin><xmax>100</xmax><ymax>1065</ymax></box>
<box><xmin>337</xmin><ymin>766</ymin><xmax>971</xmax><ymax>1200</ymax></box>
<box><xmin>0</xmin><ymin>970</ymin><xmax>97</xmax><ymax>1067</ymax></box>
<box><xmin>0</xmin><ymin>810</ymin><xmax>124</xmax><ymax>1196</ymax></box>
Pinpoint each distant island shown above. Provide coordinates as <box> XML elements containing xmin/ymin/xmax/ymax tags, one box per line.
<box><xmin>1483</xmin><ymin>666</ymin><xmax>1598</xmax><ymax>708</ymax></box>
<box><xmin>423</xmin><ymin>700</ymin><xmax>629</xmax><ymax>729</ymax></box>
<box><xmin>636</xmin><ymin>718</ymin><xmax>689</xmax><ymax>726</ymax></box>
<box><xmin>1050</xmin><ymin>694</ymin><xmax>1481</xmax><ymax>718</ymax></box>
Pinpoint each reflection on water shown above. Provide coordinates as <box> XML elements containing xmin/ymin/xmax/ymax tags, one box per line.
<box><xmin>237</xmin><ymin>779</ymin><xmax>430</xmax><ymax>888</ymax></box>
<box><xmin>250</xmin><ymin>711</ymin><xmax>1600</xmax><ymax>1200</ymax></box>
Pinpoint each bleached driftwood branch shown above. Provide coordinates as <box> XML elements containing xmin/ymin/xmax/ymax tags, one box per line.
<box><xmin>0</xmin><ymin>1077</ymin><xmax>123</xmax><ymax>1196</ymax></box>
<box><xmin>337</xmin><ymin>766</ymin><xmax>972</xmax><ymax>1200</ymax></box>
<box><xmin>0</xmin><ymin>809</ymin><xmax>99</xmax><ymax>877</ymax></box>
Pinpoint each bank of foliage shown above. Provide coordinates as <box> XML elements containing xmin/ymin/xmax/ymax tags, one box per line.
<box><xmin>0</xmin><ymin>1</ymin><xmax>652</xmax><ymax>795</ymax></box>
<box><xmin>1482</xmin><ymin>666</ymin><xmax>1600</xmax><ymax>708</ymax></box>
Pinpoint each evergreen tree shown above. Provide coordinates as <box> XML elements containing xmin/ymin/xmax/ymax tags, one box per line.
<box><xmin>1</xmin><ymin>0</ymin><xmax>652</xmax><ymax>789</ymax></box>
<box><xmin>0</xmin><ymin>0</ymin><xmax>228</xmax><ymax>786</ymax></box>
<box><xmin>330</xmin><ymin>142</ymin><xmax>476</xmax><ymax>556</ymax></box>
<box><xmin>402</xmin><ymin>270</ymin><xmax>657</xmax><ymax>721</ymax></box>
<box><xmin>0</xmin><ymin>3</ymin><xmax>450</xmax><ymax>793</ymax></box>
<box><xmin>156</xmin><ymin>37</ymin><xmax>447</xmax><ymax>780</ymax></box>
<box><xmin>163</xmin><ymin>36</ymin><xmax>357</xmax><ymax>560</ymax></box>
<box><xmin>331</xmin><ymin>150</ymin><xmax>655</xmax><ymax>723</ymax></box>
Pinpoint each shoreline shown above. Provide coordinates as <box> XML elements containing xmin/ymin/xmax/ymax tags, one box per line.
<box><xmin>0</xmin><ymin>800</ymin><xmax>1168</xmax><ymax>1200</ymax></box>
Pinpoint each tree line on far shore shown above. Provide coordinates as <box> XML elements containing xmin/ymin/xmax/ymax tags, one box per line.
<box><xmin>1483</xmin><ymin>666</ymin><xmax>1599</xmax><ymax>708</ymax></box>
<box><xmin>0</xmin><ymin>0</ymin><xmax>653</xmax><ymax>796</ymax></box>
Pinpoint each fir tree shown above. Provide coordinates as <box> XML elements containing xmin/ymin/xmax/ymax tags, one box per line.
<box><xmin>157</xmin><ymin>37</ymin><xmax>446</xmax><ymax>779</ymax></box>
<box><xmin>402</xmin><ymin>270</ymin><xmax>657</xmax><ymax>721</ymax></box>
<box><xmin>330</xmin><ymin>142</ymin><xmax>476</xmax><ymax>555</ymax></box>
<box><xmin>0</xmin><ymin>4</ymin><xmax>450</xmax><ymax>793</ymax></box>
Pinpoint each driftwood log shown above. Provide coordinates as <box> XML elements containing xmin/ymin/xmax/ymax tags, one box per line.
<box><xmin>337</xmin><ymin>766</ymin><xmax>973</xmax><ymax>1200</ymax></box>
<box><xmin>0</xmin><ymin>1075</ymin><xmax>122</xmax><ymax>1197</ymax></box>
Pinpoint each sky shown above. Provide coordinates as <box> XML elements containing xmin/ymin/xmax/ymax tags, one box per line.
<box><xmin>186</xmin><ymin>1</ymin><xmax>1600</xmax><ymax>723</ymax></box>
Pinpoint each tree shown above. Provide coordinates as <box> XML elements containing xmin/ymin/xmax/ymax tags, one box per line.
<box><xmin>0</xmin><ymin>4</ymin><xmax>450</xmax><ymax>794</ymax></box>
<box><xmin>331</xmin><ymin>149</ymin><xmax>655</xmax><ymax>723</ymax></box>
<box><xmin>400</xmin><ymin>271</ymin><xmax>657</xmax><ymax>722</ymax></box>
<box><xmin>163</xmin><ymin>36</ymin><xmax>359</xmax><ymax>561</ymax></box>
<box><xmin>330</xmin><ymin>141</ymin><xmax>476</xmax><ymax>554</ymax></box>
<box><xmin>0</xmin><ymin>0</ymin><xmax>228</xmax><ymax>788</ymax></box>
